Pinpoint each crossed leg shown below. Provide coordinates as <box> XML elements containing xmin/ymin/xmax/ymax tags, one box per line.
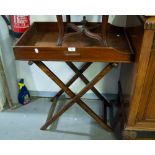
<box><xmin>66</xmin><ymin>62</ymin><xmax>111</xmax><ymax>123</ymax></box>
<box><xmin>34</xmin><ymin>61</ymin><xmax>117</xmax><ymax>132</ymax></box>
<box><xmin>66</xmin><ymin>62</ymin><xmax>110</xmax><ymax>106</ymax></box>
<box><xmin>52</xmin><ymin>62</ymin><xmax>110</xmax><ymax>120</ymax></box>
<box><xmin>51</xmin><ymin>62</ymin><xmax>92</xmax><ymax>102</ymax></box>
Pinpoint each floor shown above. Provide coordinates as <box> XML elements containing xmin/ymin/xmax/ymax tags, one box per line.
<box><xmin>0</xmin><ymin>98</ymin><xmax>117</xmax><ymax>140</ymax></box>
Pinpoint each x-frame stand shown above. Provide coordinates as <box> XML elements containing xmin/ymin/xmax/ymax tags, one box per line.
<box><xmin>33</xmin><ymin>61</ymin><xmax>118</xmax><ymax>132</ymax></box>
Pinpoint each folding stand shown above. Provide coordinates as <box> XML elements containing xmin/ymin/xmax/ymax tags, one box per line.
<box><xmin>13</xmin><ymin>19</ymin><xmax>134</xmax><ymax>133</ymax></box>
<box><xmin>33</xmin><ymin>61</ymin><xmax>118</xmax><ymax>132</ymax></box>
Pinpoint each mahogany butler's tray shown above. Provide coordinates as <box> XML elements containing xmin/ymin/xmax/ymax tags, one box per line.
<box><xmin>13</xmin><ymin>21</ymin><xmax>135</xmax><ymax>132</ymax></box>
<box><xmin>13</xmin><ymin>22</ymin><xmax>134</xmax><ymax>62</ymax></box>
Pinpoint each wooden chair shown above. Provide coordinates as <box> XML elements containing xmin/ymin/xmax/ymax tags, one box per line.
<box><xmin>56</xmin><ymin>15</ymin><xmax>109</xmax><ymax>46</ymax></box>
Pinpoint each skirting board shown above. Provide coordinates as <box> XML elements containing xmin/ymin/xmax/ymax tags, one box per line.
<box><xmin>29</xmin><ymin>90</ymin><xmax>117</xmax><ymax>100</ymax></box>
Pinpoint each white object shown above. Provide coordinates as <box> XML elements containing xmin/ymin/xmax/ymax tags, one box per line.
<box><xmin>68</xmin><ymin>47</ymin><xmax>76</xmax><ymax>52</ymax></box>
<box><xmin>34</xmin><ymin>48</ymin><xmax>39</xmax><ymax>53</ymax></box>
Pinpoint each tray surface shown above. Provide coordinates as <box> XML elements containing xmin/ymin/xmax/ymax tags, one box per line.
<box><xmin>14</xmin><ymin>22</ymin><xmax>134</xmax><ymax>62</ymax></box>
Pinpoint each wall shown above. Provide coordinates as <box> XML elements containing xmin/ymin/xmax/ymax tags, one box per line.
<box><xmin>0</xmin><ymin>47</ymin><xmax>6</xmax><ymax>111</ymax></box>
<box><xmin>16</xmin><ymin>15</ymin><xmax>127</xmax><ymax>98</ymax></box>
<box><xmin>0</xmin><ymin>16</ymin><xmax>18</xmax><ymax>104</ymax></box>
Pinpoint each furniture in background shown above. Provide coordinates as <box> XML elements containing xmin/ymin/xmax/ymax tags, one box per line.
<box><xmin>56</xmin><ymin>15</ymin><xmax>109</xmax><ymax>46</ymax></box>
<box><xmin>120</xmin><ymin>16</ymin><xmax>155</xmax><ymax>139</ymax></box>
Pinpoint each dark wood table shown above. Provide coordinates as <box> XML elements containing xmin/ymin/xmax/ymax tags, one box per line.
<box><xmin>13</xmin><ymin>21</ymin><xmax>134</xmax><ymax>133</ymax></box>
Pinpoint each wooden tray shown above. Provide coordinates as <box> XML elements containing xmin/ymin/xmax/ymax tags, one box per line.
<box><xmin>13</xmin><ymin>22</ymin><xmax>134</xmax><ymax>62</ymax></box>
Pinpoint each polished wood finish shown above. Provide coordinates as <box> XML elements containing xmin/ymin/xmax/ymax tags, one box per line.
<box><xmin>56</xmin><ymin>15</ymin><xmax>109</xmax><ymax>46</ymax></box>
<box><xmin>13</xmin><ymin>19</ymin><xmax>131</xmax><ymax>134</ymax></box>
<box><xmin>127</xmin><ymin>30</ymin><xmax>154</xmax><ymax>127</ymax></box>
<box><xmin>137</xmin><ymin>52</ymin><xmax>155</xmax><ymax>121</ymax></box>
<box><xmin>119</xmin><ymin>16</ymin><xmax>155</xmax><ymax>139</ymax></box>
<box><xmin>13</xmin><ymin>22</ymin><xmax>134</xmax><ymax>63</ymax></box>
<box><xmin>101</xmin><ymin>15</ymin><xmax>109</xmax><ymax>45</ymax></box>
<box><xmin>56</xmin><ymin>15</ymin><xmax>64</xmax><ymax>46</ymax></box>
<box><xmin>144</xmin><ymin>16</ymin><xmax>155</xmax><ymax>29</ymax></box>
<box><xmin>13</xmin><ymin>16</ymin><xmax>155</xmax><ymax>139</ymax></box>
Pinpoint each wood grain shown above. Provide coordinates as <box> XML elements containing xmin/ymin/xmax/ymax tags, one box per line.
<box><xmin>127</xmin><ymin>30</ymin><xmax>154</xmax><ymax>126</ymax></box>
<box><xmin>13</xmin><ymin>22</ymin><xmax>134</xmax><ymax>62</ymax></box>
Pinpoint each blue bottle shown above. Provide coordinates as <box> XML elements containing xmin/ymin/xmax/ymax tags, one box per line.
<box><xmin>18</xmin><ymin>79</ymin><xmax>30</xmax><ymax>105</ymax></box>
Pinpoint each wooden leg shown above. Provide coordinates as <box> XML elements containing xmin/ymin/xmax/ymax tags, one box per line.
<box><xmin>57</xmin><ymin>15</ymin><xmax>82</xmax><ymax>45</ymax></box>
<box><xmin>84</xmin><ymin>28</ymin><xmax>104</xmax><ymax>45</ymax></box>
<box><xmin>66</xmin><ymin>15</ymin><xmax>71</xmax><ymax>32</ymax></box>
<box><xmin>66</xmin><ymin>61</ymin><xmax>110</xmax><ymax>124</ymax></box>
<box><xmin>66</xmin><ymin>62</ymin><xmax>110</xmax><ymax>106</ymax></box>
<box><xmin>56</xmin><ymin>15</ymin><xmax>109</xmax><ymax>46</ymax></box>
<box><xmin>77</xmin><ymin>101</ymin><xmax>109</xmax><ymax>130</ymax></box>
<box><xmin>56</xmin><ymin>15</ymin><xmax>64</xmax><ymax>46</ymax></box>
<box><xmin>66</xmin><ymin>15</ymin><xmax>71</xmax><ymax>23</ymax></box>
<box><xmin>46</xmin><ymin>98</ymin><xmax>58</xmax><ymax>122</ymax></box>
<box><xmin>34</xmin><ymin>61</ymin><xmax>116</xmax><ymax>131</ymax></box>
<box><xmin>61</xmin><ymin>63</ymin><xmax>116</xmax><ymax>104</ymax></box>
<box><xmin>51</xmin><ymin>62</ymin><xmax>92</xmax><ymax>102</ymax></box>
<box><xmin>101</xmin><ymin>15</ymin><xmax>109</xmax><ymax>46</ymax></box>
